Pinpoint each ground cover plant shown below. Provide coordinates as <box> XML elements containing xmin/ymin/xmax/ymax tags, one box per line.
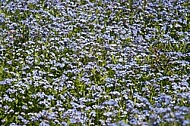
<box><xmin>0</xmin><ymin>0</ymin><xmax>190</xmax><ymax>125</ymax></box>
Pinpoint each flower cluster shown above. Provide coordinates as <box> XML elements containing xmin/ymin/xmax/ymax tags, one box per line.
<box><xmin>0</xmin><ymin>0</ymin><xmax>189</xmax><ymax>125</ymax></box>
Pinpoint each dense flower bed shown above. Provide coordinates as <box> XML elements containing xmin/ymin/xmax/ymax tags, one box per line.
<box><xmin>0</xmin><ymin>0</ymin><xmax>190</xmax><ymax>125</ymax></box>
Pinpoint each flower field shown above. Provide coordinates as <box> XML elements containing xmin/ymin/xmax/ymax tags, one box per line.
<box><xmin>0</xmin><ymin>0</ymin><xmax>190</xmax><ymax>125</ymax></box>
